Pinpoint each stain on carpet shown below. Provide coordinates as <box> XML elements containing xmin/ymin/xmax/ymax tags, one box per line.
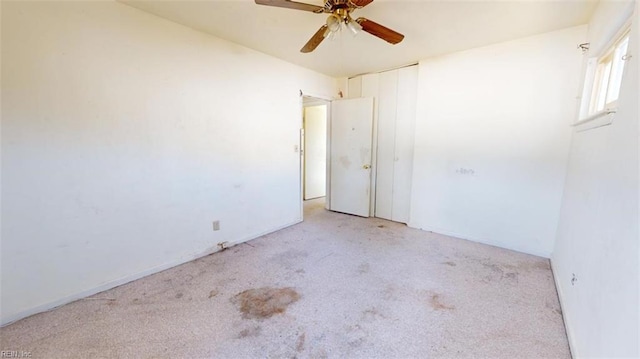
<box><xmin>357</xmin><ymin>263</ymin><xmax>370</xmax><ymax>274</ymax></box>
<box><xmin>479</xmin><ymin>261</ymin><xmax>519</xmax><ymax>284</ymax></box>
<box><xmin>545</xmin><ymin>300</ymin><xmax>563</xmax><ymax>315</ymax></box>
<box><xmin>271</xmin><ymin>250</ymin><xmax>309</xmax><ymax>269</ymax></box>
<box><xmin>520</xmin><ymin>260</ymin><xmax>551</xmax><ymax>271</ymax></box>
<box><xmin>232</xmin><ymin>287</ymin><xmax>300</xmax><ymax>319</ymax></box>
<box><xmin>505</xmin><ymin>272</ymin><xmax>519</xmax><ymax>283</ymax></box>
<box><xmin>382</xmin><ymin>284</ymin><xmax>397</xmax><ymax>301</ymax></box>
<box><xmin>237</xmin><ymin>326</ymin><xmax>261</xmax><ymax>338</ymax></box>
<box><xmin>345</xmin><ymin>323</ymin><xmax>367</xmax><ymax>347</ymax></box>
<box><xmin>442</xmin><ymin>261</ymin><xmax>457</xmax><ymax>267</ymax></box>
<box><xmin>429</xmin><ymin>293</ymin><xmax>455</xmax><ymax>311</ymax></box>
<box><xmin>296</xmin><ymin>332</ymin><xmax>306</xmax><ymax>352</ymax></box>
<box><xmin>361</xmin><ymin>307</ymin><xmax>385</xmax><ymax>322</ymax></box>
<box><xmin>208</xmin><ymin>289</ymin><xmax>219</xmax><ymax>299</ymax></box>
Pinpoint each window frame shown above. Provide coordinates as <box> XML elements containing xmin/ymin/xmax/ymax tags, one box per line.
<box><xmin>588</xmin><ymin>31</ymin><xmax>629</xmax><ymax>114</ymax></box>
<box><xmin>577</xmin><ymin>22</ymin><xmax>632</xmax><ymax>124</ymax></box>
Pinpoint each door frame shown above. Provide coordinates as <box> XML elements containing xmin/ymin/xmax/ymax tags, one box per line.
<box><xmin>302</xmin><ymin>100</ymin><xmax>329</xmax><ymax>202</ymax></box>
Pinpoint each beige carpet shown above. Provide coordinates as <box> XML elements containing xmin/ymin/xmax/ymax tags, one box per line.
<box><xmin>0</xmin><ymin>198</ymin><xmax>570</xmax><ymax>358</ymax></box>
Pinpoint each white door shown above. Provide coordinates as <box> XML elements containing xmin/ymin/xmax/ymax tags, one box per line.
<box><xmin>330</xmin><ymin>97</ymin><xmax>374</xmax><ymax>217</ymax></box>
<box><xmin>304</xmin><ymin>105</ymin><xmax>327</xmax><ymax>200</ymax></box>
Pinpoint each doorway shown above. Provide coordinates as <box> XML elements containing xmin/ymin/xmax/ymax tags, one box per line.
<box><xmin>302</xmin><ymin>97</ymin><xmax>329</xmax><ymax>217</ymax></box>
<box><xmin>300</xmin><ymin>95</ymin><xmax>375</xmax><ymax>219</ymax></box>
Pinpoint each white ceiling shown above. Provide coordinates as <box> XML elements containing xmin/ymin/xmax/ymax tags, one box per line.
<box><xmin>121</xmin><ymin>0</ymin><xmax>598</xmax><ymax>77</ymax></box>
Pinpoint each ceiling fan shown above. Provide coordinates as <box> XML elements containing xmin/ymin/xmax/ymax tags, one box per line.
<box><xmin>255</xmin><ymin>0</ymin><xmax>404</xmax><ymax>53</ymax></box>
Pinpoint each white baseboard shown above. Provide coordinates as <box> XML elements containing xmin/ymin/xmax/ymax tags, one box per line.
<box><xmin>0</xmin><ymin>219</ymin><xmax>302</xmax><ymax>327</ymax></box>
<box><xmin>550</xmin><ymin>258</ymin><xmax>577</xmax><ymax>359</ymax></box>
<box><xmin>406</xmin><ymin>222</ymin><xmax>551</xmax><ymax>258</ymax></box>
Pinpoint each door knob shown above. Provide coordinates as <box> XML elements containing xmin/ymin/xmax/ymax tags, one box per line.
<box><xmin>363</xmin><ymin>164</ymin><xmax>371</xmax><ymax>169</ymax></box>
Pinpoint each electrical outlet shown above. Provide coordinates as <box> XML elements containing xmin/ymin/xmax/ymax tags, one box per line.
<box><xmin>212</xmin><ymin>220</ymin><xmax>220</xmax><ymax>231</ymax></box>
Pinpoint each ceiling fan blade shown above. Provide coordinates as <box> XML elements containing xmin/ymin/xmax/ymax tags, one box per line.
<box><xmin>349</xmin><ymin>0</ymin><xmax>373</xmax><ymax>8</ymax></box>
<box><xmin>355</xmin><ymin>17</ymin><xmax>404</xmax><ymax>44</ymax></box>
<box><xmin>301</xmin><ymin>25</ymin><xmax>328</xmax><ymax>53</ymax></box>
<box><xmin>255</xmin><ymin>0</ymin><xmax>325</xmax><ymax>13</ymax></box>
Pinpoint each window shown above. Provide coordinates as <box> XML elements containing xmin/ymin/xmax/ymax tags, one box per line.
<box><xmin>587</xmin><ymin>30</ymin><xmax>630</xmax><ymax>115</ymax></box>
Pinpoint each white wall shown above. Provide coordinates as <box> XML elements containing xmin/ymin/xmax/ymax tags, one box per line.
<box><xmin>552</xmin><ymin>1</ymin><xmax>639</xmax><ymax>357</ymax></box>
<box><xmin>409</xmin><ymin>26</ymin><xmax>587</xmax><ymax>257</ymax></box>
<box><xmin>303</xmin><ymin>105</ymin><xmax>327</xmax><ymax>200</ymax></box>
<box><xmin>1</xmin><ymin>1</ymin><xmax>336</xmax><ymax>325</ymax></box>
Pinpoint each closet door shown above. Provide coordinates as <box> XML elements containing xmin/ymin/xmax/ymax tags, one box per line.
<box><xmin>391</xmin><ymin>66</ymin><xmax>418</xmax><ymax>223</ymax></box>
<box><xmin>348</xmin><ymin>66</ymin><xmax>418</xmax><ymax>223</ymax></box>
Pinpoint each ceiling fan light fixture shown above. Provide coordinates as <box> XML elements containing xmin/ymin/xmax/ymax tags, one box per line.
<box><xmin>256</xmin><ymin>0</ymin><xmax>405</xmax><ymax>53</ymax></box>
<box><xmin>323</xmin><ymin>27</ymin><xmax>336</xmax><ymax>40</ymax></box>
<box><xmin>346</xmin><ymin>17</ymin><xmax>362</xmax><ymax>35</ymax></box>
<box><xmin>326</xmin><ymin>14</ymin><xmax>342</xmax><ymax>33</ymax></box>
